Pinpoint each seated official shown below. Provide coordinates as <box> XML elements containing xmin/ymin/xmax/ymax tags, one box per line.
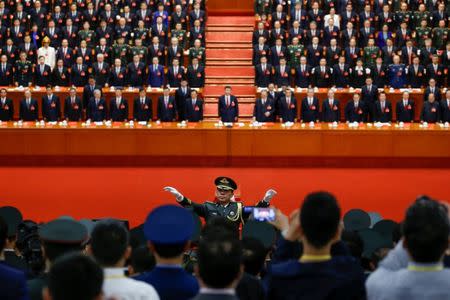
<box><xmin>157</xmin><ymin>86</ymin><xmax>177</xmax><ymax>122</ymax></box>
<box><xmin>420</xmin><ymin>94</ymin><xmax>441</xmax><ymax>123</ymax></box>
<box><xmin>218</xmin><ymin>86</ymin><xmax>239</xmax><ymax>123</ymax></box>
<box><xmin>87</xmin><ymin>89</ymin><xmax>107</xmax><ymax>122</ymax></box>
<box><xmin>185</xmin><ymin>90</ymin><xmax>203</xmax><ymax>122</ymax></box>
<box><xmin>345</xmin><ymin>93</ymin><xmax>367</xmax><ymax>123</ymax></box>
<box><xmin>133</xmin><ymin>88</ymin><xmax>153</xmax><ymax>122</ymax></box>
<box><xmin>441</xmin><ymin>91</ymin><xmax>450</xmax><ymax>123</ymax></box>
<box><xmin>300</xmin><ymin>88</ymin><xmax>319</xmax><ymax>123</ymax></box>
<box><xmin>255</xmin><ymin>56</ymin><xmax>273</xmax><ymax>88</ymax></box>
<box><xmin>0</xmin><ymin>88</ymin><xmax>14</xmax><ymax>121</ymax></box>
<box><xmin>64</xmin><ymin>87</ymin><xmax>83</xmax><ymax>121</ymax></box>
<box><xmin>322</xmin><ymin>90</ymin><xmax>340</xmax><ymax>122</ymax></box>
<box><xmin>311</xmin><ymin>58</ymin><xmax>333</xmax><ymax>88</ymax></box>
<box><xmin>253</xmin><ymin>90</ymin><xmax>276</xmax><ymax>122</ymax></box>
<box><xmin>109</xmin><ymin>88</ymin><xmax>128</xmax><ymax>122</ymax></box>
<box><xmin>19</xmin><ymin>89</ymin><xmax>39</xmax><ymax>121</ymax></box>
<box><xmin>42</xmin><ymin>86</ymin><xmax>61</xmax><ymax>122</ymax></box>
<box><xmin>396</xmin><ymin>92</ymin><xmax>415</xmax><ymax>123</ymax></box>
<box><xmin>373</xmin><ymin>92</ymin><xmax>392</xmax><ymax>123</ymax></box>
<box><xmin>279</xmin><ymin>88</ymin><xmax>298</xmax><ymax>123</ymax></box>
<box><xmin>423</xmin><ymin>78</ymin><xmax>442</xmax><ymax>103</ymax></box>
<box><xmin>148</xmin><ymin>56</ymin><xmax>165</xmax><ymax>88</ymax></box>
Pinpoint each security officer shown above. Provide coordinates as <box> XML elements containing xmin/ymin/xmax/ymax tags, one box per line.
<box><xmin>164</xmin><ymin>177</ymin><xmax>277</xmax><ymax>228</ymax></box>
<box><xmin>27</xmin><ymin>219</ymin><xmax>88</xmax><ymax>300</ymax></box>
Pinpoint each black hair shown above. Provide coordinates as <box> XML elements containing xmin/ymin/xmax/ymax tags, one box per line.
<box><xmin>403</xmin><ymin>197</ymin><xmax>449</xmax><ymax>263</ymax></box>
<box><xmin>300</xmin><ymin>191</ymin><xmax>341</xmax><ymax>248</ymax></box>
<box><xmin>0</xmin><ymin>216</ymin><xmax>7</xmax><ymax>251</ymax></box>
<box><xmin>241</xmin><ymin>237</ymin><xmax>268</xmax><ymax>276</ymax></box>
<box><xmin>90</xmin><ymin>220</ymin><xmax>129</xmax><ymax>266</ymax></box>
<box><xmin>130</xmin><ymin>245</ymin><xmax>156</xmax><ymax>274</ymax></box>
<box><xmin>341</xmin><ymin>230</ymin><xmax>363</xmax><ymax>259</ymax></box>
<box><xmin>198</xmin><ymin>235</ymin><xmax>242</xmax><ymax>288</ymax></box>
<box><xmin>47</xmin><ymin>252</ymin><xmax>103</xmax><ymax>300</ymax></box>
<box><xmin>152</xmin><ymin>242</ymin><xmax>187</xmax><ymax>258</ymax></box>
<box><xmin>43</xmin><ymin>242</ymin><xmax>84</xmax><ymax>262</ymax></box>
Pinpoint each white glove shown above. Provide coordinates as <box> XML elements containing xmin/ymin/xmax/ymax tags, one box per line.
<box><xmin>262</xmin><ymin>189</ymin><xmax>277</xmax><ymax>203</ymax></box>
<box><xmin>163</xmin><ymin>186</ymin><xmax>184</xmax><ymax>202</ymax></box>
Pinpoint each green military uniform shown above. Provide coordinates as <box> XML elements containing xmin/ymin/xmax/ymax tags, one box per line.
<box><xmin>415</xmin><ymin>27</ymin><xmax>432</xmax><ymax>48</ymax></box>
<box><xmin>188</xmin><ymin>46</ymin><xmax>206</xmax><ymax>65</ymax></box>
<box><xmin>78</xmin><ymin>29</ymin><xmax>96</xmax><ymax>48</ymax></box>
<box><xmin>287</xmin><ymin>44</ymin><xmax>304</xmax><ymax>68</ymax></box>
<box><xmin>363</xmin><ymin>46</ymin><xmax>380</xmax><ymax>67</ymax></box>
<box><xmin>112</xmin><ymin>43</ymin><xmax>130</xmax><ymax>66</ymax></box>
<box><xmin>178</xmin><ymin>177</ymin><xmax>270</xmax><ymax>228</ymax></box>
<box><xmin>171</xmin><ymin>29</ymin><xmax>187</xmax><ymax>49</ymax></box>
<box><xmin>254</xmin><ymin>0</ymin><xmax>271</xmax><ymax>16</ymax></box>
<box><xmin>133</xmin><ymin>28</ymin><xmax>150</xmax><ymax>45</ymax></box>
<box><xmin>432</xmin><ymin>27</ymin><xmax>449</xmax><ymax>50</ymax></box>
<box><xmin>130</xmin><ymin>45</ymin><xmax>148</xmax><ymax>62</ymax></box>
<box><xmin>14</xmin><ymin>60</ymin><xmax>33</xmax><ymax>87</ymax></box>
<box><xmin>412</xmin><ymin>11</ymin><xmax>431</xmax><ymax>28</ymax></box>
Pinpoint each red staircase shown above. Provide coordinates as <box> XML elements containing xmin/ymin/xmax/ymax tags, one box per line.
<box><xmin>204</xmin><ymin>16</ymin><xmax>256</xmax><ymax>119</ymax></box>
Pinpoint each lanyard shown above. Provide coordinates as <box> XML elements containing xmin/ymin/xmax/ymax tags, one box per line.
<box><xmin>300</xmin><ymin>255</ymin><xmax>331</xmax><ymax>262</ymax></box>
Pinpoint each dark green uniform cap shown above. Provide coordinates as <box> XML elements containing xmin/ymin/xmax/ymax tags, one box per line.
<box><xmin>344</xmin><ymin>209</ymin><xmax>371</xmax><ymax>231</ymax></box>
<box><xmin>0</xmin><ymin>206</ymin><xmax>23</xmax><ymax>236</ymax></box>
<box><xmin>214</xmin><ymin>177</ymin><xmax>237</xmax><ymax>191</ymax></box>
<box><xmin>39</xmin><ymin>219</ymin><xmax>88</xmax><ymax>245</ymax></box>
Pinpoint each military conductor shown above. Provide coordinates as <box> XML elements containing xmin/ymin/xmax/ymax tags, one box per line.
<box><xmin>164</xmin><ymin>177</ymin><xmax>276</xmax><ymax>227</ymax></box>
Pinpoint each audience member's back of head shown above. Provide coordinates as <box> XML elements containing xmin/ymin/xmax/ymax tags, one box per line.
<box><xmin>90</xmin><ymin>219</ymin><xmax>129</xmax><ymax>267</ymax></box>
<box><xmin>0</xmin><ymin>216</ymin><xmax>7</xmax><ymax>252</ymax></box>
<box><xmin>403</xmin><ymin>198</ymin><xmax>450</xmax><ymax>263</ymax></box>
<box><xmin>197</xmin><ymin>234</ymin><xmax>242</xmax><ymax>289</ymax></box>
<box><xmin>300</xmin><ymin>191</ymin><xmax>341</xmax><ymax>249</ymax></box>
<box><xmin>129</xmin><ymin>245</ymin><xmax>156</xmax><ymax>276</ymax></box>
<box><xmin>241</xmin><ymin>237</ymin><xmax>267</xmax><ymax>276</ymax></box>
<box><xmin>44</xmin><ymin>243</ymin><xmax>85</xmax><ymax>263</ymax></box>
<box><xmin>44</xmin><ymin>252</ymin><xmax>103</xmax><ymax>300</ymax></box>
<box><xmin>341</xmin><ymin>230</ymin><xmax>363</xmax><ymax>259</ymax></box>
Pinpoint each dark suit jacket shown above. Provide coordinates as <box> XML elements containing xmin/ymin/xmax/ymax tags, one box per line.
<box><xmin>420</xmin><ymin>101</ymin><xmax>441</xmax><ymax>123</ymax></box>
<box><xmin>361</xmin><ymin>85</ymin><xmax>378</xmax><ymax>104</ymax></box>
<box><xmin>373</xmin><ymin>100</ymin><xmax>393</xmax><ymax>123</ymax></box>
<box><xmin>133</xmin><ymin>97</ymin><xmax>153</xmax><ymax>122</ymax></box>
<box><xmin>440</xmin><ymin>100</ymin><xmax>450</xmax><ymax>123</ymax></box>
<box><xmin>0</xmin><ymin>263</ymin><xmax>28</xmax><ymax>300</ymax></box>
<box><xmin>278</xmin><ymin>96</ymin><xmax>298</xmax><ymax>122</ymax></box>
<box><xmin>218</xmin><ymin>95</ymin><xmax>239</xmax><ymax>122</ymax></box>
<box><xmin>185</xmin><ymin>98</ymin><xmax>204</xmax><ymax>122</ymax></box>
<box><xmin>322</xmin><ymin>99</ymin><xmax>341</xmax><ymax>122</ymax></box>
<box><xmin>255</xmin><ymin>64</ymin><xmax>273</xmax><ymax>87</ymax></box>
<box><xmin>300</xmin><ymin>97</ymin><xmax>319</xmax><ymax>122</ymax></box>
<box><xmin>0</xmin><ymin>63</ymin><xmax>13</xmax><ymax>86</ymax></box>
<box><xmin>148</xmin><ymin>65</ymin><xmax>165</xmax><ymax>88</ymax></box>
<box><xmin>64</xmin><ymin>96</ymin><xmax>83</xmax><ymax>121</ymax></box>
<box><xmin>253</xmin><ymin>98</ymin><xmax>275</xmax><ymax>122</ymax></box>
<box><xmin>0</xmin><ymin>98</ymin><xmax>14</xmax><ymax>121</ymax></box>
<box><xmin>92</xmin><ymin>62</ymin><xmax>110</xmax><ymax>87</ymax></box>
<box><xmin>109</xmin><ymin>67</ymin><xmax>127</xmax><ymax>87</ymax></box>
<box><xmin>157</xmin><ymin>96</ymin><xmax>177</xmax><ymax>121</ymax></box>
<box><xmin>34</xmin><ymin>64</ymin><xmax>52</xmax><ymax>87</ymax></box>
<box><xmin>423</xmin><ymin>87</ymin><xmax>442</xmax><ymax>103</ymax></box>
<box><xmin>186</xmin><ymin>65</ymin><xmax>205</xmax><ymax>88</ymax></box>
<box><xmin>82</xmin><ymin>84</ymin><xmax>101</xmax><ymax>109</ymax></box>
<box><xmin>311</xmin><ymin>66</ymin><xmax>333</xmax><ymax>87</ymax></box>
<box><xmin>407</xmin><ymin>65</ymin><xmax>426</xmax><ymax>88</ymax></box>
<box><xmin>52</xmin><ymin>67</ymin><xmax>70</xmax><ymax>87</ymax></box>
<box><xmin>41</xmin><ymin>95</ymin><xmax>61</xmax><ymax>121</ymax></box>
<box><xmin>19</xmin><ymin>98</ymin><xmax>38</xmax><ymax>121</ymax></box>
<box><xmin>294</xmin><ymin>65</ymin><xmax>312</xmax><ymax>88</ymax></box>
<box><xmin>70</xmin><ymin>64</ymin><xmax>89</xmax><ymax>87</ymax></box>
<box><xmin>166</xmin><ymin>66</ymin><xmax>185</xmax><ymax>88</ymax></box>
<box><xmin>396</xmin><ymin>100</ymin><xmax>415</xmax><ymax>122</ymax></box>
<box><xmin>345</xmin><ymin>101</ymin><xmax>367</xmax><ymax>122</ymax></box>
<box><xmin>109</xmin><ymin>97</ymin><xmax>129</xmax><ymax>121</ymax></box>
<box><xmin>332</xmin><ymin>64</ymin><xmax>351</xmax><ymax>88</ymax></box>
<box><xmin>127</xmin><ymin>62</ymin><xmax>146</xmax><ymax>87</ymax></box>
<box><xmin>87</xmin><ymin>98</ymin><xmax>107</xmax><ymax>121</ymax></box>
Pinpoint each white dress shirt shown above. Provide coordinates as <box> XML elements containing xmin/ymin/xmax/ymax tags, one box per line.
<box><xmin>103</xmin><ymin>268</ymin><xmax>160</xmax><ymax>300</ymax></box>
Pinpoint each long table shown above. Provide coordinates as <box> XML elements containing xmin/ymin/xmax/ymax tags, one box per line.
<box><xmin>1</xmin><ymin>87</ymin><xmax>203</xmax><ymax>120</ymax></box>
<box><xmin>0</xmin><ymin>122</ymin><xmax>448</xmax><ymax>167</ymax></box>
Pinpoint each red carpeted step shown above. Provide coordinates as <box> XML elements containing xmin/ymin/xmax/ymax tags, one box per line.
<box><xmin>207</xmin><ymin>49</ymin><xmax>253</xmax><ymax>60</ymax></box>
<box><xmin>206</xmin><ymin>67</ymin><xmax>254</xmax><ymax>77</ymax></box>
<box><xmin>206</xmin><ymin>31</ymin><xmax>253</xmax><ymax>42</ymax></box>
<box><xmin>203</xmin><ymin>85</ymin><xmax>256</xmax><ymax>97</ymax></box>
<box><xmin>206</xmin><ymin>60</ymin><xmax>253</xmax><ymax>66</ymax></box>
<box><xmin>206</xmin><ymin>43</ymin><xmax>253</xmax><ymax>49</ymax></box>
<box><xmin>207</xmin><ymin>16</ymin><xmax>256</xmax><ymax>26</ymax></box>
<box><xmin>206</xmin><ymin>26</ymin><xmax>254</xmax><ymax>32</ymax></box>
<box><xmin>206</xmin><ymin>78</ymin><xmax>255</xmax><ymax>85</ymax></box>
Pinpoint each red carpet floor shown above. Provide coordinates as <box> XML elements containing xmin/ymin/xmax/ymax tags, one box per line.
<box><xmin>1</xmin><ymin>167</ymin><xmax>449</xmax><ymax>227</ymax></box>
